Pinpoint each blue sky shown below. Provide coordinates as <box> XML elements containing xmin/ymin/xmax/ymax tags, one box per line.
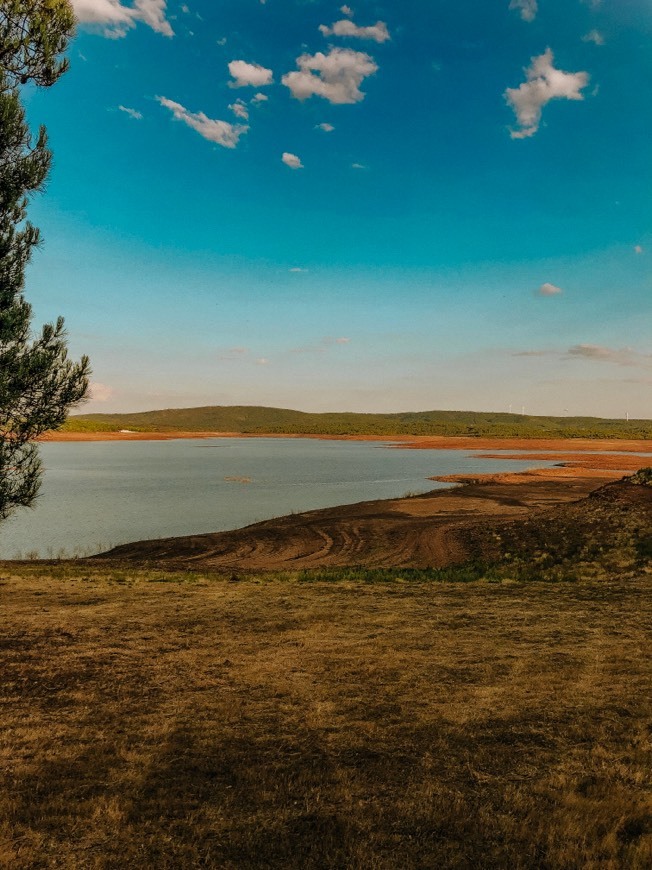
<box><xmin>22</xmin><ymin>0</ymin><xmax>652</xmax><ymax>417</ymax></box>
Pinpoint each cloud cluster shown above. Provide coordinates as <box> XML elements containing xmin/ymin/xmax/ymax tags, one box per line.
<box><xmin>282</xmin><ymin>152</ymin><xmax>303</xmax><ymax>169</ymax></box>
<box><xmin>505</xmin><ymin>48</ymin><xmax>589</xmax><ymax>138</ymax></box>
<box><xmin>228</xmin><ymin>60</ymin><xmax>273</xmax><ymax>88</ymax></box>
<box><xmin>509</xmin><ymin>0</ymin><xmax>538</xmax><ymax>22</ymax></box>
<box><xmin>319</xmin><ymin>19</ymin><xmax>390</xmax><ymax>44</ymax></box>
<box><xmin>282</xmin><ymin>47</ymin><xmax>378</xmax><ymax>104</ymax></box>
<box><xmin>229</xmin><ymin>99</ymin><xmax>249</xmax><ymax>120</ymax></box>
<box><xmin>157</xmin><ymin>97</ymin><xmax>248</xmax><ymax>148</ymax></box>
<box><xmin>70</xmin><ymin>0</ymin><xmax>173</xmax><ymax>38</ymax></box>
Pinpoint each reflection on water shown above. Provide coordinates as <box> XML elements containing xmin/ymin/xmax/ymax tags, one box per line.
<box><xmin>0</xmin><ymin>438</ymin><xmax>554</xmax><ymax>559</ymax></box>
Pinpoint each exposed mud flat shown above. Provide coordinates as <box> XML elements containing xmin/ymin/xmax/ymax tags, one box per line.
<box><xmin>98</xmin><ymin>474</ymin><xmax>613</xmax><ymax>571</ymax></box>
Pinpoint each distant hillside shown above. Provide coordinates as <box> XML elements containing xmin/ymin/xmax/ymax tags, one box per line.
<box><xmin>63</xmin><ymin>405</ymin><xmax>652</xmax><ymax>439</ymax></box>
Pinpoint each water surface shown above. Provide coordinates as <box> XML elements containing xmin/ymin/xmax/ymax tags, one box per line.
<box><xmin>0</xmin><ymin>438</ymin><xmax>553</xmax><ymax>559</ymax></box>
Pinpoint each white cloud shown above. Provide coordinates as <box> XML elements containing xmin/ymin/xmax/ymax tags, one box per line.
<box><xmin>582</xmin><ymin>29</ymin><xmax>605</xmax><ymax>46</ymax></box>
<box><xmin>538</xmin><ymin>282</ymin><xmax>563</xmax><ymax>296</ymax></box>
<box><xmin>251</xmin><ymin>92</ymin><xmax>269</xmax><ymax>104</ymax></box>
<box><xmin>567</xmin><ymin>344</ymin><xmax>652</xmax><ymax>367</ymax></box>
<box><xmin>634</xmin><ymin>245</ymin><xmax>644</xmax><ymax>255</ymax></box>
<box><xmin>255</xmin><ymin>358</ymin><xmax>269</xmax><ymax>366</ymax></box>
<box><xmin>282</xmin><ymin>152</ymin><xmax>304</xmax><ymax>169</ymax></box>
<box><xmin>229</xmin><ymin>99</ymin><xmax>249</xmax><ymax>120</ymax></box>
<box><xmin>118</xmin><ymin>104</ymin><xmax>142</xmax><ymax>119</ymax></box>
<box><xmin>351</xmin><ymin>162</ymin><xmax>366</xmax><ymax>169</ymax></box>
<box><xmin>341</xmin><ymin>5</ymin><xmax>353</xmax><ymax>16</ymax></box>
<box><xmin>70</xmin><ymin>0</ymin><xmax>173</xmax><ymax>38</ymax></box>
<box><xmin>319</xmin><ymin>19</ymin><xmax>390</xmax><ymax>44</ymax></box>
<box><xmin>135</xmin><ymin>0</ymin><xmax>172</xmax><ymax>35</ymax></box>
<box><xmin>316</xmin><ymin>122</ymin><xmax>335</xmax><ymax>132</ymax></box>
<box><xmin>282</xmin><ymin>48</ymin><xmax>378</xmax><ymax>105</ymax></box>
<box><xmin>89</xmin><ymin>382</ymin><xmax>115</xmax><ymax>402</ymax></box>
<box><xmin>228</xmin><ymin>60</ymin><xmax>273</xmax><ymax>88</ymax></box>
<box><xmin>289</xmin><ymin>267</ymin><xmax>308</xmax><ymax>273</ymax></box>
<box><xmin>505</xmin><ymin>48</ymin><xmax>589</xmax><ymax>138</ymax></box>
<box><xmin>157</xmin><ymin>97</ymin><xmax>248</xmax><ymax>148</ymax></box>
<box><xmin>509</xmin><ymin>0</ymin><xmax>538</xmax><ymax>22</ymax></box>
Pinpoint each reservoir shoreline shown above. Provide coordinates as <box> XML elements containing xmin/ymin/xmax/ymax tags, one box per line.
<box><xmin>40</xmin><ymin>430</ymin><xmax>652</xmax><ymax>482</ymax></box>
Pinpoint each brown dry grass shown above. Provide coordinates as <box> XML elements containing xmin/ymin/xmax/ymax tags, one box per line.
<box><xmin>2</xmin><ymin>565</ymin><xmax>651</xmax><ymax>869</ymax></box>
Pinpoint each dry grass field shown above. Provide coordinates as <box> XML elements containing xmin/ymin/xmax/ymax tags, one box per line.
<box><xmin>1</xmin><ymin>562</ymin><xmax>651</xmax><ymax>869</ymax></box>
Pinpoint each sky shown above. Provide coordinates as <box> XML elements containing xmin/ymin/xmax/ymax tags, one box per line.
<box><xmin>21</xmin><ymin>0</ymin><xmax>652</xmax><ymax>418</ymax></box>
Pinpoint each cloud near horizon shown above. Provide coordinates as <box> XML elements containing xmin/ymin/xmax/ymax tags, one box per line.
<box><xmin>282</xmin><ymin>47</ymin><xmax>378</xmax><ymax>104</ymax></box>
<box><xmin>505</xmin><ymin>48</ymin><xmax>589</xmax><ymax>138</ymax></box>
<box><xmin>567</xmin><ymin>344</ymin><xmax>652</xmax><ymax>367</ymax></box>
<box><xmin>538</xmin><ymin>282</ymin><xmax>563</xmax><ymax>296</ymax></box>
<box><xmin>157</xmin><ymin>97</ymin><xmax>248</xmax><ymax>148</ymax></box>
<box><xmin>70</xmin><ymin>0</ymin><xmax>173</xmax><ymax>38</ymax></box>
<box><xmin>89</xmin><ymin>381</ymin><xmax>115</xmax><ymax>402</ymax></box>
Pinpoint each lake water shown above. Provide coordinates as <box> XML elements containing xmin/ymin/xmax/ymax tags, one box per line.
<box><xmin>0</xmin><ymin>438</ymin><xmax>554</xmax><ymax>559</ymax></box>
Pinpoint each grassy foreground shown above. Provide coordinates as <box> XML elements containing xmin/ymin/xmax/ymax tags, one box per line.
<box><xmin>63</xmin><ymin>403</ymin><xmax>652</xmax><ymax>439</ymax></box>
<box><xmin>2</xmin><ymin>563</ymin><xmax>651</xmax><ymax>868</ymax></box>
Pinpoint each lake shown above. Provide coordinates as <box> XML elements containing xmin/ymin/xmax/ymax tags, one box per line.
<box><xmin>0</xmin><ymin>438</ymin><xmax>553</xmax><ymax>559</ymax></box>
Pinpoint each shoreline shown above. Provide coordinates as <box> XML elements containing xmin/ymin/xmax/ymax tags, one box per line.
<box><xmin>20</xmin><ymin>431</ymin><xmax>652</xmax><ymax>569</ymax></box>
<box><xmin>97</xmin><ymin>473</ymin><xmax>619</xmax><ymax>570</ymax></box>
<box><xmin>39</xmin><ymin>430</ymin><xmax>652</xmax><ymax>482</ymax></box>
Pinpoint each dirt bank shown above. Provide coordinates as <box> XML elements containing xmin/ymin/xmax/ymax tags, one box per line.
<box><xmin>98</xmin><ymin>474</ymin><xmax>613</xmax><ymax>571</ymax></box>
<box><xmin>42</xmin><ymin>430</ymin><xmax>652</xmax><ymax>453</ymax></box>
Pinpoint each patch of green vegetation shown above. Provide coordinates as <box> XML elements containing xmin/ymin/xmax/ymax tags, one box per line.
<box><xmin>1</xmin><ymin>560</ymin><xmax>591</xmax><ymax>587</ymax></box>
<box><xmin>62</xmin><ymin>404</ymin><xmax>652</xmax><ymax>439</ymax></box>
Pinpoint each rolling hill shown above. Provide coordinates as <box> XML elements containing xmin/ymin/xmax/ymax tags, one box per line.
<box><xmin>63</xmin><ymin>405</ymin><xmax>652</xmax><ymax>440</ymax></box>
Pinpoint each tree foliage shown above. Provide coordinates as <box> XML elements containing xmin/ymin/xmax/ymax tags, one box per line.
<box><xmin>0</xmin><ymin>0</ymin><xmax>74</xmax><ymax>87</ymax></box>
<box><xmin>0</xmin><ymin>0</ymin><xmax>89</xmax><ymax>520</ymax></box>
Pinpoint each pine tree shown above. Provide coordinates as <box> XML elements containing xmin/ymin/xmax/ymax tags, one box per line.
<box><xmin>0</xmin><ymin>1</ymin><xmax>89</xmax><ymax>520</ymax></box>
